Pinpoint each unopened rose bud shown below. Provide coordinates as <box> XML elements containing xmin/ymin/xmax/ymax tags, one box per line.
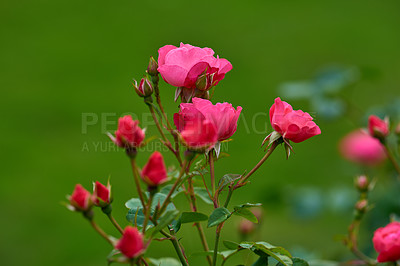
<box><xmin>141</xmin><ymin>151</ymin><xmax>168</xmax><ymax>188</ymax></box>
<box><xmin>355</xmin><ymin>199</ymin><xmax>368</xmax><ymax>213</ymax></box>
<box><xmin>92</xmin><ymin>181</ymin><xmax>112</xmax><ymax>208</ymax></box>
<box><xmin>68</xmin><ymin>184</ymin><xmax>92</xmax><ymax>212</ymax></box>
<box><xmin>116</xmin><ymin>226</ymin><xmax>145</xmax><ymax>259</ymax></box>
<box><xmin>147</xmin><ymin>56</ymin><xmax>158</xmax><ymax>76</ymax></box>
<box><xmin>355</xmin><ymin>175</ymin><xmax>369</xmax><ymax>192</ymax></box>
<box><xmin>239</xmin><ymin>219</ymin><xmax>255</xmax><ymax>235</ymax></box>
<box><xmin>133</xmin><ymin>77</ymin><xmax>153</xmax><ymax>98</ymax></box>
<box><xmin>368</xmin><ymin>115</ymin><xmax>389</xmax><ymax>141</ymax></box>
<box><xmin>108</xmin><ymin>115</ymin><xmax>145</xmax><ymax>152</ymax></box>
<box><xmin>196</xmin><ymin>73</ymin><xmax>214</xmax><ymax>91</ymax></box>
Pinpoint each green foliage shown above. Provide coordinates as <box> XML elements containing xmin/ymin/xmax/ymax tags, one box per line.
<box><xmin>194</xmin><ymin>187</ymin><xmax>213</xmax><ymax>204</ymax></box>
<box><xmin>207</xmin><ymin>207</ymin><xmax>231</xmax><ymax>227</ymax></box>
<box><xmin>148</xmin><ymin>257</ymin><xmax>181</xmax><ymax>266</ymax></box>
<box><xmin>239</xmin><ymin>241</ymin><xmax>293</xmax><ymax>266</ymax></box>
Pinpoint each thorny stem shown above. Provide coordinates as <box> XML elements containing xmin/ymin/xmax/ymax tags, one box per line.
<box><xmin>188</xmin><ymin>177</ymin><xmax>212</xmax><ymax>265</ymax></box>
<box><xmin>212</xmin><ymin>224</ymin><xmax>223</xmax><ymax>266</ymax></box>
<box><xmin>107</xmin><ymin>213</ymin><xmax>124</xmax><ymax>234</ymax></box>
<box><xmin>152</xmin><ymin>77</ymin><xmax>183</xmax><ymax>166</ymax></box>
<box><xmin>130</xmin><ymin>159</ymin><xmax>146</xmax><ymax>210</ymax></box>
<box><xmin>142</xmin><ymin>191</ymin><xmax>154</xmax><ymax>234</ymax></box>
<box><xmin>347</xmin><ymin>190</ymin><xmax>377</xmax><ymax>266</ymax></box>
<box><xmin>157</xmin><ymin>160</ymin><xmax>189</xmax><ymax>218</ymax></box>
<box><xmin>237</xmin><ymin>141</ymin><xmax>278</xmax><ymax>186</ymax></box>
<box><xmin>89</xmin><ymin>219</ymin><xmax>114</xmax><ymax>245</ymax></box>
<box><xmin>209</xmin><ymin>151</ymin><xmax>216</xmax><ymax>198</ymax></box>
<box><xmin>148</xmin><ymin>104</ymin><xmax>169</xmax><ymax>143</ymax></box>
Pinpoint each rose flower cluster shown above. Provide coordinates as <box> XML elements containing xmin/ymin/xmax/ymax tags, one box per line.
<box><xmin>64</xmin><ymin>42</ymin><xmax>328</xmax><ymax>266</ymax></box>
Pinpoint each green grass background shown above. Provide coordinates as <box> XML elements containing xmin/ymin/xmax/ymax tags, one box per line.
<box><xmin>1</xmin><ymin>0</ymin><xmax>400</xmax><ymax>265</ymax></box>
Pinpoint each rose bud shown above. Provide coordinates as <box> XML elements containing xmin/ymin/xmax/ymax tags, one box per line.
<box><xmin>355</xmin><ymin>175</ymin><xmax>369</xmax><ymax>192</ymax></box>
<box><xmin>373</xmin><ymin>222</ymin><xmax>400</xmax><ymax>263</ymax></box>
<box><xmin>174</xmin><ymin>97</ymin><xmax>242</xmax><ymax>142</ymax></box>
<box><xmin>147</xmin><ymin>56</ymin><xmax>159</xmax><ymax>76</ymax></box>
<box><xmin>180</xmin><ymin>118</ymin><xmax>218</xmax><ymax>152</ymax></box>
<box><xmin>109</xmin><ymin>115</ymin><xmax>145</xmax><ymax>151</ymax></box>
<box><xmin>133</xmin><ymin>77</ymin><xmax>153</xmax><ymax>98</ymax></box>
<box><xmin>141</xmin><ymin>151</ymin><xmax>168</xmax><ymax>187</ymax></box>
<box><xmin>368</xmin><ymin>115</ymin><xmax>389</xmax><ymax>141</ymax></box>
<box><xmin>116</xmin><ymin>226</ymin><xmax>145</xmax><ymax>259</ymax></box>
<box><xmin>157</xmin><ymin>43</ymin><xmax>232</xmax><ymax>90</ymax></box>
<box><xmin>339</xmin><ymin>130</ymin><xmax>386</xmax><ymax>166</ymax></box>
<box><xmin>239</xmin><ymin>219</ymin><xmax>255</xmax><ymax>235</ymax></box>
<box><xmin>267</xmin><ymin>97</ymin><xmax>321</xmax><ymax>143</ymax></box>
<box><xmin>68</xmin><ymin>184</ymin><xmax>91</xmax><ymax>211</ymax></box>
<box><xmin>92</xmin><ymin>181</ymin><xmax>112</xmax><ymax>207</ymax></box>
<box><xmin>355</xmin><ymin>199</ymin><xmax>368</xmax><ymax>213</ymax></box>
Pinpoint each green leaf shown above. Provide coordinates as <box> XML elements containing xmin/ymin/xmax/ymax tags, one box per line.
<box><xmin>194</xmin><ymin>187</ymin><xmax>213</xmax><ymax>204</ymax></box>
<box><xmin>253</xmin><ymin>243</ymin><xmax>292</xmax><ymax>266</ymax></box>
<box><xmin>252</xmin><ymin>256</ymin><xmax>269</xmax><ymax>266</ymax></box>
<box><xmin>159</xmin><ymin>185</ymin><xmax>183</xmax><ymax>199</ymax></box>
<box><xmin>219</xmin><ymin>250</ymin><xmax>236</xmax><ymax>259</ymax></box>
<box><xmin>207</xmin><ymin>207</ymin><xmax>231</xmax><ymax>227</ymax></box>
<box><xmin>223</xmin><ymin>240</ymin><xmax>239</xmax><ymax>250</ymax></box>
<box><xmin>277</xmin><ymin>257</ymin><xmax>309</xmax><ymax>266</ymax></box>
<box><xmin>238</xmin><ymin>241</ymin><xmax>293</xmax><ymax>266</ymax></box>
<box><xmin>148</xmin><ymin>257</ymin><xmax>181</xmax><ymax>266</ymax></box>
<box><xmin>126</xmin><ymin>208</ymin><xmax>153</xmax><ymax>227</ymax></box>
<box><xmin>233</xmin><ymin>207</ymin><xmax>258</xmax><ymax>223</ymax></box>
<box><xmin>125</xmin><ymin>198</ymin><xmax>142</xmax><ymax>209</ymax></box>
<box><xmin>172</xmin><ymin>218</ymin><xmax>181</xmax><ymax>233</ymax></box>
<box><xmin>234</xmin><ymin>203</ymin><xmax>262</xmax><ymax>208</ymax></box>
<box><xmin>153</xmin><ymin>210</ymin><xmax>179</xmax><ymax>235</ymax></box>
<box><xmin>217</xmin><ymin>174</ymin><xmax>241</xmax><ymax>193</ymax></box>
<box><xmin>180</xmin><ymin>212</ymin><xmax>208</xmax><ymax>223</ymax></box>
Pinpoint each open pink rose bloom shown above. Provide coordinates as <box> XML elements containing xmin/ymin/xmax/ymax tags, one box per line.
<box><xmin>373</xmin><ymin>222</ymin><xmax>400</xmax><ymax>262</ymax></box>
<box><xmin>269</xmin><ymin>97</ymin><xmax>321</xmax><ymax>143</ymax></box>
<box><xmin>339</xmin><ymin>130</ymin><xmax>386</xmax><ymax>166</ymax></box>
<box><xmin>157</xmin><ymin>43</ymin><xmax>232</xmax><ymax>89</ymax></box>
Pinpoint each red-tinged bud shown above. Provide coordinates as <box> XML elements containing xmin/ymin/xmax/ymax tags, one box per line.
<box><xmin>92</xmin><ymin>181</ymin><xmax>112</xmax><ymax>207</ymax></box>
<box><xmin>141</xmin><ymin>151</ymin><xmax>168</xmax><ymax>187</ymax></box>
<box><xmin>116</xmin><ymin>226</ymin><xmax>145</xmax><ymax>259</ymax></box>
<box><xmin>133</xmin><ymin>77</ymin><xmax>153</xmax><ymax>98</ymax></box>
<box><xmin>147</xmin><ymin>56</ymin><xmax>159</xmax><ymax>76</ymax></box>
<box><xmin>355</xmin><ymin>199</ymin><xmax>368</xmax><ymax>213</ymax></box>
<box><xmin>69</xmin><ymin>184</ymin><xmax>91</xmax><ymax>211</ymax></box>
<box><xmin>108</xmin><ymin>115</ymin><xmax>145</xmax><ymax>152</ymax></box>
<box><xmin>368</xmin><ymin>115</ymin><xmax>389</xmax><ymax>141</ymax></box>
<box><xmin>355</xmin><ymin>175</ymin><xmax>369</xmax><ymax>192</ymax></box>
<box><xmin>239</xmin><ymin>219</ymin><xmax>255</xmax><ymax>235</ymax></box>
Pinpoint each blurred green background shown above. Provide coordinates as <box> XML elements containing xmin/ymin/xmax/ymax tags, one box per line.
<box><xmin>2</xmin><ymin>0</ymin><xmax>400</xmax><ymax>265</ymax></box>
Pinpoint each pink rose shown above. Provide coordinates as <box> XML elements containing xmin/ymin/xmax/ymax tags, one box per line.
<box><xmin>373</xmin><ymin>222</ymin><xmax>400</xmax><ymax>262</ymax></box>
<box><xmin>174</xmin><ymin>97</ymin><xmax>242</xmax><ymax>141</ymax></box>
<box><xmin>339</xmin><ymin>130</ymin><xmax>386</xmax><ymax>166</ymax></box>
<box><xmin>69</xmin><ymin>184</ymin><xmax>91</xmax><ymax>211</ymax></box>
<box><xmin>92</xmin><ymin>181</ymin><xmax>112</xmax><ymax>207</ymax></box>
<box><xmin>116</xmin><ymin>226</ymin><xmax>145</xmax><ymax>258</ymax></box>
<box><xmin>269</xmin><ymin>97</ymin><xmax>321</xmax><ymax>143</ymax></box>
<box><xmin>180</xmin><ymin>118</ymin><xmax>218</xmax><ymax>151</ymax></box>
<box><xmin>141</xmin><ymin>151</ymin><xmax>168</xmax><ymax>187</ymax></box>
<box><xmin>110</xmin><ymin>115</ymin><xmax>145</xmax><ymax>148</ymax></box>
<box><xmin>368</xmin><ymin>115</ymin><xmax>389</xmax><ymax>139</ymax></box>
<box><xmin>157</xmin><ymin>43</ymin><xmax>232</xmax><ymax>89</ymax></box>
